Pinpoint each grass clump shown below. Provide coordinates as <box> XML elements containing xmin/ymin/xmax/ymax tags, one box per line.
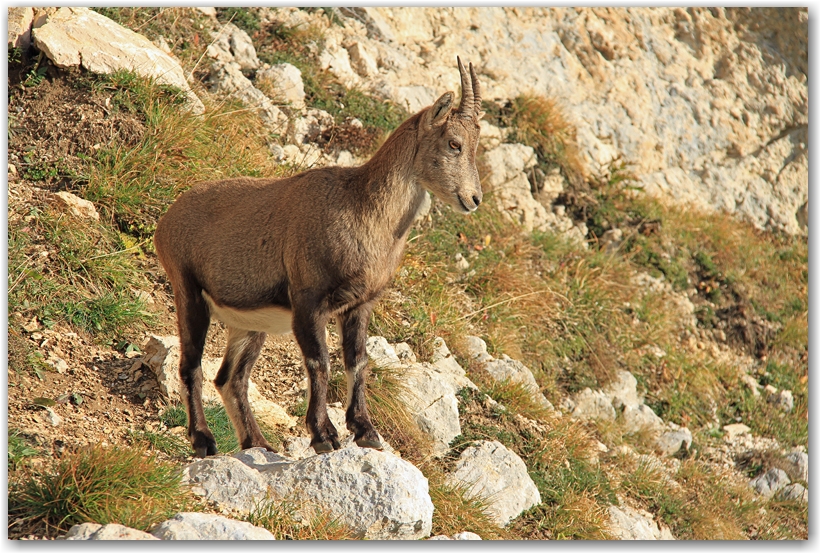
<box><xmin>158</xmin><ymin>402</ymin><xmax>283</xmax><ymax>455</ymax></box>
<box><xmin>8</xmin><ymin>444</ymin><xmax>193</xmax><ymax>536</ymax></box>
<box><xmin>79</xmin><ymin>70</ymin><xmax>281</xmax><ymax>239</ymax></box>
<box><xmin>8</xmin><ymin>202</ymin><xmax>153</xmax><ymax>338</ymax></box>
<box><xmin>327</xmin><ymin>364</ymin><xmax>431</xmax><ymax>463</ymax></box>
<box><xmin>8</xmin><ymin>430</ymin><xmax>39</xmax><ymax>470</ymax></box>
<box><xmin>247</xmin><ymin>497</ymin><xmax>355</xmax><ymax>540</ymax></box>
<box><xmin>425</xmin><ymin>468</ymin><xmax>509</xmax><ymax>540</ymax></box>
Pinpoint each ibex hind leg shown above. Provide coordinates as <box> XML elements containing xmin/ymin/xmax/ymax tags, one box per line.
<box><xmin>175</xmin><ymin>283</ymin><xmax>217</xmax><ymax>457</ymax></box>
<box><xmin>214</xmin><ymin>327</ymin><xmax>274</xmax><ymax>451</ymax></box>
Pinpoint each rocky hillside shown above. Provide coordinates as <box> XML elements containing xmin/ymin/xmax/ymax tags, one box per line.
<box><xmin>7</xmin><ymin>7</ymin><xmax>807</xmax><ymax>540</ymax></box>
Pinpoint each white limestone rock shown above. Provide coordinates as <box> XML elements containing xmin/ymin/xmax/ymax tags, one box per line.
<box><xmin>64</xmin><ymin>523</ymin><xmax>158</xmax><ymax>540</ymax></box>
<box><xmin>52</xmin><ymin>191</ymin><xmax>100</xmax><ymax>221</ymax></box>
<box><xmin>622</xmin><ymin>404</ymin><xmax>665</xmax><ymax>435</ymax></box>
<box><xmin>151</xmin><ymin>512</ymin><xmax>275</xmax><ymax>540</ymax></box>
<box><xmin>608</xmin><ymin>505</ymin><xmax>675</xmax><ymax>540</ymax></box>
<box><xmin>207</xmin><ymin>22</ymin><xmax>260</xmax><ymax>71</ymax></box>
<box><xmin>208</xmin><ymin>60</ymin><xmax>288</xmax><ymax>134</ymax></box>
<box><xmin>32</xmin><ymin>8</ymin><xmax>203</xmax><ymax>114</ymax></box>
<box><xmin>571</xmin><ymin>388</ymin><xmax>616</xmax><ymax>422</ymax></box>
<box><xmin>750</xmin><ymin>468</ymin><xmax>791</xmax><ymax>498</ymax></box>
<box><xmin>256</xmin><ymin>63</ymin><xmax>305</xmax><ymax>109</ymax></box>
<box><xmin>655</xmin><ymin>426</ymin><xmax>693</xmax><ymax>457</ymax></box>
<box><xmin>447</xmin><ymin>440</ymin><xmax>541</xmax><ymax>526</ymax></box>
<box><xmin>783</xmin><ymin>451</ymin><xmax>808</xmax><ymax>483</ymax></box>
<box><xmin>603</xmin><ymin>370</ymin><xmax>641</xmax><ymax>410</ymax></box>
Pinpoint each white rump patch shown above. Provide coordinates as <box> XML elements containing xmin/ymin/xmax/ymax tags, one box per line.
<box><xmin>202</xmin><ymin>291</ymin><xmax>293</xmax><ymax>335</ymax></box>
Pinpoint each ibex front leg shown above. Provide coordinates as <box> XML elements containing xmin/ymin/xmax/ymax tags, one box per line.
<box><xmin>338</xmin><ymin>301</ymin><xmax>382</xmax><ymax>450</ymax></box>
<box><xmin>292</xmin><ymin>299</ymin><xmax>340</xmax><ymax>453</ymax></box>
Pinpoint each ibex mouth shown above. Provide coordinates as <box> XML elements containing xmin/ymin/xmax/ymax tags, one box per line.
<box><xmin>458</xmin><ymin>195</ymin><xmax>477</xmax><ymax>214</ymax></box>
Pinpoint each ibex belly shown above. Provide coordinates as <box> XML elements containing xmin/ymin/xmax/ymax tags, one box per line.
<box><xmin>202</xmin><ymin>291</ymin><xmax>292</xmax><ymax>335</ymax></box>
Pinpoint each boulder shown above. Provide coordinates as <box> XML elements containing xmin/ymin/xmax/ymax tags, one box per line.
<box><xmin>722</xmin><ymin>423</ymin><xmax>751</xmax><ymax>441</ymax></box>
<box><xmin>608</xmin><ymin>505</ymin><xmax>675</xmax><ymax>540</ymax></box>
<box><xmin>347</xmin><ymin>42</ymin><xmax>380</xmax><ymax>77</ymax></box>
<box><xmin>750</xmin><ymin>468</ymin><xmax>791</xmax><ymax>498</ymax></box>
<box><xmin>185</xmin><ymin>447</ymin><xmax>433</xmax><ymax>540</ymax></box>
<box><xmin>622</xmin><ymin>404</ymin><xmax>664</xmax><ymax>435</ymax></box>
<box><xmin>446</xmin><ymin>440</ymin><xmax>540</xmax><ymax>526</ymax></box>
<box><xmin>603</xmin><ymin>370</ymin><xmax>641</xmax><ymax>410</ymax></box>
<box><xmin>463</xmin><ymin>336</ymin><xmax>551</xmax><ymax>410</ymax></box>
<box><xmin>207</xmin><ymin>23</ymin><xmax>260</xmax><ymax>71</ymax></box>
<box><xmin>402</xmin><ymin>363</ymin><xmax>462</xmax><ymax>455</ymax></box>
<box><xmin>64</xmin><ymin>523</ymin><xmax>158</xmax><ymax>540</ymax></box>
<box><xmin>256</xmin><ymin>63</ymin><xmax>306</xmax><ymax>109</ymax></box>
<box><xmin>31</xmin><ymin>8</ymin><xmax>203</xmax><ymax>114</ymax></box>
<box><xmin>151</xmin><ymin>512</ymin><xmax>275</xmax><ymax>540</ymax></box>
<box><xmin>291</xmin><ymin>108</ymin><xmax>334</xmax><ymax>144</ymax></box>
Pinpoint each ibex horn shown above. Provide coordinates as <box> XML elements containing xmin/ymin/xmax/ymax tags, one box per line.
<box><xmin>457</xmin><ymin>56</ymin><xmax>474</xmax><ymax>116</ymax></box>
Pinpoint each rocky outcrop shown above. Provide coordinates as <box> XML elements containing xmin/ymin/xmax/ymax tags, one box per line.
<box><xmin>30</xmin><ymin>8</ymin><xmax>203</xmax><ymax>114</ymax></box>
<box><xmin>318</xmin><ymin>7</ymin><xmax>807</xmax><ymax>235</ymax></box>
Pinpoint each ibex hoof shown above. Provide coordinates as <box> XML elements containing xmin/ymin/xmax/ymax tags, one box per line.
<box><xmin>192</xmin><ymin>432</ymin><xmax>218</xmax><ymax>458</ymax></box>
<box><xmin>355</xmin><ymin>438</ymin><xmax>383</xmax><ymax>450</ymax></box>
<box><xmin>311</xmin><ymin>441</ymin><xmax>336</xmax><ymax>454</ymax></box>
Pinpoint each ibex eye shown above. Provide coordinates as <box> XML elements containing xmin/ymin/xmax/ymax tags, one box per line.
<box><xmin>449</xmin><ymin>141</ymin><xmax>461</xmax><ymax>151</ymax></box>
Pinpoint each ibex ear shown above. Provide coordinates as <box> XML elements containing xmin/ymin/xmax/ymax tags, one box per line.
<box><xmin>425</xmin><ymin>92</ymin><xmax>454</xmax><ymax>128</ymax></box>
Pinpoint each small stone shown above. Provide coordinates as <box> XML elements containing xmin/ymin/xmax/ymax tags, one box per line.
<box><xmin>768</xmin><ymin>389</ymin><xmax>794</xmax><ymax>413</ymax></box>
<box><xmin>452</xmin><ymin>531</ymin><xmax>482</xmax><ymax>540</ymax></box>
<box><xmin>777</xmin><ymin>483</ymin><xmax>807</xmax><ymax>503</ymax></box>
<box><xmin>655</xmin><ymin>427</ymin><xmax>692</xmax><ymax>456</ymax></box>
<box><xmin>454</xmin><ymin>253</ymin><xmax>470</xmax><ymax>271</ymax></box>
<box><xmin>722</xmin><ymin>423</ymin><xmax>751</xmax><ymax>441</ymax></box>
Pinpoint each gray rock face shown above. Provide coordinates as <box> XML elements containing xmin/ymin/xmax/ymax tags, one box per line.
<box><xmin>31</xmin><ymin>8</ymin><xmax>203</xmax><ymax>114</ymax></box>
<box><xmin>447</xmin><ymin>440</ymin><xmax>541</xmax><ymax>526</ymax></box>
<box><xmin>64</xmin><ymin>523</ymin><xmax>158</xmax><ymax>540</ymax></box>
<box><xmin>608</xmin><ymin>505</ymin><xmax>675</xmax><ymax>540</ymax></box>
<box><xmin>151</xmin><ymin>512</ymin><xmax>275</xmax><ymax>540</ymax></box>
<box><xmin>750</xmin><ymin>468</ymin><xmax>791</xmax><ymax>498</ymax></box>
<box><xmin>185</xmin><ymin>447</ymin><xmax>433</xmax><ymax>540</ymax></box>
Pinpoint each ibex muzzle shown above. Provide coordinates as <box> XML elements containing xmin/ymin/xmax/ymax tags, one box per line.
<box><xmin>154</xmin><ymin>57</ymin><xmax>483</xmax><ymax>457</ymax></box>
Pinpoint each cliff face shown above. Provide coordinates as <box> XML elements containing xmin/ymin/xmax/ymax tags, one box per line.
<box><xmin>318</xmin><ymin>7</ymin><xmax>807</xmax><ymax>234</ymax></box>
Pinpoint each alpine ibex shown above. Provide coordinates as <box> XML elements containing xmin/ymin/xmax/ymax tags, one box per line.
<box><xmin>154</xmin><ymin>58</ymin><xmax>483</xmax><ymax>457</ymax></box>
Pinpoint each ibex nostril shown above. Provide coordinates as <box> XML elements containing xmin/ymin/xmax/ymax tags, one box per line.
<box><xmin>473</xmin><ymin>195</ymin><xmax>481</xmax><ymax>207</ymax></box>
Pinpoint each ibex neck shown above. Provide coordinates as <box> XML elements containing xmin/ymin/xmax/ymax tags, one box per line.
<box><xmin>357</xmin><ymin>112</ymin><xmax>424</xmax><ymax>241</ymax></box>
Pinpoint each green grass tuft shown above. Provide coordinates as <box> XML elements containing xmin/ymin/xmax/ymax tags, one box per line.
<box><xmin>8</xmin><ymin>444</ymin><xmax>193</xmax><ymax>536</ymax></box>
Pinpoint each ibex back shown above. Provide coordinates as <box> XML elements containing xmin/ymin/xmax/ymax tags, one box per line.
<box><xmin>154</xmin><ymin>57</ymin><xmax>483</xmax><ymax>457</ymax></box>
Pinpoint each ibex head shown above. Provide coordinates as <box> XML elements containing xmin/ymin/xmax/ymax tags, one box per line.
<box><xmin>414</xmin><ymin>57</ymin><xmax>484</xmax><ymax>214</ymax></box>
